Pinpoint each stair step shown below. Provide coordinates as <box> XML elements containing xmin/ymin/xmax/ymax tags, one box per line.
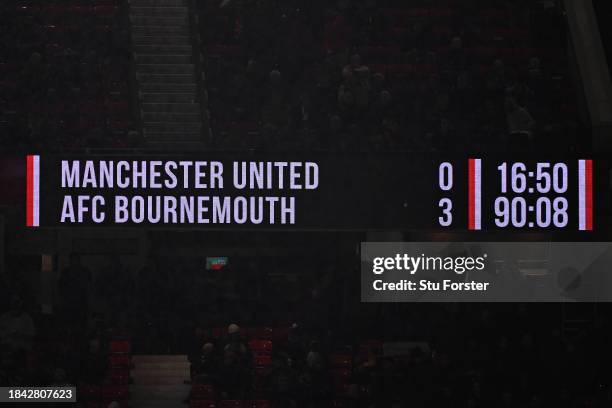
<box><xmin>142</xmin><ymin>102</ymin><xmax>200</xmax><ymax>113</ymax></box>
<box><xmin>146</xmin><ymin>141</ymin><xmax>207</xmax><ymax>151</ymax></box>
<box><xmin>131</xmin><ymin>369</ymin><xmax>190</xmax><ymax>382</ymax></box>
<box><xmin>135</xmin><ymin>44</ymin><xmax>192</xmax><ymax>54</ymax></box>
<box><xmin>132</xmin><ymin>355</ymin><xmax>189</xmax><ymax>363</ymax></box>
<box><xmin>130</xmin><ymin>384</ymin><xmax>190</xmax><ymax>400</ymax></box>
<box><xmin>144</xmin><ymin>122</ymin><xmax>202</xmax><ymax>132</ymax></box>
<box><xmin>136</xmin><ymin>54</ymin><xmax>193</xmax><ymax>64</ymax></box>
<box><xmin>141</xmin><ymin>92</ymin><xmax>198</xmax><ymax>103</ymax></box>
<box><xmin>140</xmin><ymin>82</ymin><xmax>197</xmax><ymax>92</ymax></box>
<box><xmin>142</xmin><ymin>112</ymin><xmax>201</xmax><ymax>121</ymax></box>
<box><xmin>137</xmin><ymin>64</ymin><xmax>194</xmax><ymax>74</ymax></box>
<box><xmin>131</xmin><ymin>16</ymin><xmax>189</xmax><ymax>26</ymax></box>
<box><xmin>138</xmin><ymin>73</ymin><xmax>194</xmax><ymax>83</ymax></box>
<box><xmin>133</xmin><ymin>25</ymin><xmax>189</xmax><ymax>35</ymax></box>
<box><xmin>144</xmin><ymin>132</ymin><xmax>203</xmax><ymax>141</ymax></box>
<box><xmin>131</xmin><ymin>6</ymin><xmax>188</xmax><ymax>17</ymax></box>
<box><xmin>133</xmin><ymin>35</ymin><xmax>191</xmax><ymax>45</ymax></box>
<box><xmin>131</xmin><ymin>403</ymin><xmax>186</xmax><ymax>408</ymax></box>
<box><xmin>131</xmin><ymin>0</ymin><xmax>187</xmax><ymax>6</ymax></box>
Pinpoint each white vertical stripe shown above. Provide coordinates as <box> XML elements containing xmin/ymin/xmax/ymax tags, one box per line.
<box><xmin>474</xmin><ymin>159</ymin><xmax>481</xmax><ymax>230</ymax></box>
<box><xmin>33</xmin><ymin>155</ymin><xmax>40</xmax><ymax>227</ymax></box>
<box><xmin>578</xmin><ymin>160</ymin><xmax>585</xmax><ymax>231</ymax></box>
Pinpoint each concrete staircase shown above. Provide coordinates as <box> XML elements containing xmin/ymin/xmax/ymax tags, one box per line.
<box><xmin>130</xmin><ymin>355</ymin><xmax>191</xmax><ymax>408</ymax></box>
<box><xmin>129</xmin><ymin>0</ymin><xmax>205</xmax><ymax>150</ymax></box>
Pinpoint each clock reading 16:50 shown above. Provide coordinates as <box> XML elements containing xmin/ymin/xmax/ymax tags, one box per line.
<box><xmin>498</xmin><ymin>162</ymin><xmax>568</xmax><ymax>194</ymax></box>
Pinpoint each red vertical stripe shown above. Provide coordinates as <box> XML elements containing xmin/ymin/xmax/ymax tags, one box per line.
<box><xmin>26</xmin><ymin>155</ymin><xmax>33</xmax><ymax>226</ymax></box>
<box><xmin>468</xmin><ymin>159</ymin><xmax>475</xmax><ymax>230</ymax></box>
<box><xmin>585</xmin><ymin>159</ymin><xmax>593</xmax><ymax>231</ymax></box>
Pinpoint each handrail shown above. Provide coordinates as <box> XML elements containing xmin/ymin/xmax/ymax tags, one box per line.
<box><xmin>186</xmin><ymin>0</ymin><xmax>213</xmax><ymax>148</ymax></box>
<box><xmin>125</xmin><ymin>0</ymin><xmax>144</xmax><ymax>142</ymax></box>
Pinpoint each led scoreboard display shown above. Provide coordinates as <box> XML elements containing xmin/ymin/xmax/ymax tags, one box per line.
<box><xmin>436</xmin><ymin>159</ymin><xmax>596</xmax><ymax>232</ymax></box>
<box><xmin>20</xmin><ymin>154</ymin><xmax>609</xmax><ymax>232</ymax></box>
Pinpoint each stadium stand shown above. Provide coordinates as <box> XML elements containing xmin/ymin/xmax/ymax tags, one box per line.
<box><xmin>198</xmin><ymin>0</ymin><xmax>586</xmax><ymax>152</ymax></box>
<box><xmin>0</xmin><ymin>0</ymin><xmax>135</xmax><ymax>150</ymax></box>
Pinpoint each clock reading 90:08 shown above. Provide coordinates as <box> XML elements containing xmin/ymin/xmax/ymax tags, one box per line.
<box><xmin>495</xmin><ymin>162</ymin><xmax>568</xmax><ymax>228</ymax></box>
<box><xmin>436</xmin><ymin>158</ymin><xmax>594</xmax><ymax>231</ymax></box>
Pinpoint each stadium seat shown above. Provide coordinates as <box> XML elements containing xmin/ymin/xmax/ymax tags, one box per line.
<box><xmin>101</xmin><ymin>385</ymin><xmax>129</xmax><ymax>401</ymax></box>
<box><xmin>246</xmin><ymin>401</ymin><xmax>271</xmax><ymax>408</ymax></box>
<box><xmin>109</xmin><ymin>340</ymin><xmax>131</xmax><ymax>353</ymax></box>
<box><xmin>192</xmin><ymin>384</ymin><xmax>215</xmax><ymax>399</ymax></box>
<box><xmin>248</xmin><ymin>339</ymin><xmax>272</xmax><ymax>353</ymax></box>
<box><xmin>93</xmin><ymin>5</ymin><xmax>119</xmax><ymax>15</ymax></box>
<box><xmin>254</xmin><ymin>354</ymin><xmax>272</xmax><ymax>367</ymax></box>
<box><xmin>331</xmin><ymin>354</ymin><xmax>352</xmax><ymax>368</ymax></box>
<box><xmin>332</xmin><ymin>368</ymin><xmax>351</xmax><ymax>383</ymax></box>
<box><xmin>107</xmin><ymin>369</ymin><xmax>130</xmax><ymax>385</ymax></box>
<box><xmin>191</xmin><ymin>400</ymin><xmax>216</xmax><ymax>408</ymax></box>
<box><xmin>102</xmin><ymin>401</ymin><xmax>129</xmax><ymax>408</ymax></box>
<box><xmin>109</xmin><ymin>354</ymin><xmax>131</xmax><ymax>369</ymax></box>
<box><xmin>78</xmin><ymin>385</ymin><xmax>102</xmax><ymax>400</ymax></box>
<box><xmin>248</xmin><ymin>327</ymin><xmax>274</xmax><ymax>339</ymax></box>
<box><xmin>271</xmin><ymin>327</ymin><xmax>290</xmax><ymax>341</ymax></box>
<box><xmin>220</xmin><ymin>401</ymin><xmax>243</xmax><ymax>408</ymax></box>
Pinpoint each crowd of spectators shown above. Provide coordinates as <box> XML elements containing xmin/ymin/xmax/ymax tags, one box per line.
<box><xmin>0</xmin><ymin>254</ymin><xmax>131</xmax><ymax>407</ymax></box>
<box><xmin>0</xmin><ymin>0</ymin><xmax>136</xmax><ymax>151</ymax></box>
<box><xmin>199</xmin><ymin>0</ymin><xmax>586</xmax><ymax>152</ymax></box>
<box><xmin>0</xmin><ymin>248</ymin><xmax>611</xmax><ymax>406</ymax></box>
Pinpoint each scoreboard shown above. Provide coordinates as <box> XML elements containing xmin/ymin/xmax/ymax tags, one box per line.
<box><xmin>436</xmin><ymin>158</ymin><xmax>596</xmax><ymax>232</ymax></box>
<box><xmin>17</xmin><ymin>154</ymin><xmax>611</xmax><ymax>232</ymax></box>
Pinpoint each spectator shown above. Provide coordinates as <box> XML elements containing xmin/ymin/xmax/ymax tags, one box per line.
<box><xmin>505</xmin><ymin>97</ymin><xmax>535</xmax><ymax>150</ymax></box>
<box><xmin>0</xmin><ymin>295</ymin><xmax>35</xmax><ymax>352</ymax></box>
<box><xmin>58</xmin><ymin>253</ymin><xmax>91</xmax><ymax>324</ymax></box>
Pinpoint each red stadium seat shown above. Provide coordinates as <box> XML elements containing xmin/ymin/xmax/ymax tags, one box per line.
<box><xmin>362</xmin><ymin>45</ymin><xmax>401</xmax><ymax>61</ymax></box>
<box><xmin>245</xmin><ymin>401</ymin><xmax>271</xmax><ymax>408</ymax></box>
<box><xmin>108</xmin><ymin>328</ymin><xmax>131</xmax><ymax>339</ymax></box>
<box><xmin>207</xmin><ymin>45</ymin><xmax>242</xmax><ymax>57</ymax></box>
<box><xmin>191</xmin><ymin>400</ymin><xmax>216</xmax><ymax>408</ymax></box>
<box><xmin>249</xmin><ymin>327</ymin><xmax>274</xmax><ymax>340</ymax></box>
<box><xmin>254</xmin><ymin>355</ymin><xmax>272</xmax><ymax>367</ymax></box>
<box><xmin>16</xmin><ymin>5</ymin><xmax>40</xmax><ymax>15</ymax></box>
<box><xmin>271</xmin><ymin>327</ymin><xmax>290</xmax><ymax>341</ymax></box>
<box><xmin>109</xmin><ymin>354</ymin><xmax>131</xmax><ymax>368</ymax></box>
<box><xmin>94</xmin><ymin>5</ymin><xmax>119</xmax><ymax>16</ymax></box>
<box><xmin>78</xmin><ymin>385</ymin><xmax>101</xmax><ymax>400</ymax></box>
<box><xmin>331</xmin><ymin>354</ymin><xmax>352</xmax><ymax>368</ymax></box>
<box><xmin>108</xmin><ymin>369</ymin><xmax>130</xmax><ymax>385</ymax></box>
<box><xmin>334</xmin><ymin>382</ymin><xmax>351</xmax><ymax>396</ymax></box>
<box><xmin>432</xmin><ymin>24</ymin><xmax>452</xmax><ymax>38</ymax></box>
<box><xmin>0</xmin><ymin>63</ymin><xmax>18</xmax><ymax>76</ymax></box>
<box><xmin>192</xmin><ymin>384</ymin><xmax>215</xmax><ymax>399</ymax></box>
<box><xmin>249</xmin><ymin>339</ymin><xmax>272</xmax><ymax>352</ymax></box>
<box><xmin>220</xmin><ymin>401</ymin><xmax>243</xmax><ymax>408</ymax></box>
<box><xmin>101</xmin><ymin>385</ymin><xmax>129</xmax><ymax>401</ymax></box>
<box><xmin>71</xmin><ymin>5</ymin><xmax>94</xmax><ymax>15</ymax></box>
<box><xmin>102</xmin><ymin>401</ymin><xmax>129</xmax><ymax>408</ymax></box>
<box><xmin>332</xmin><ymin>368</ymin><xmax>351</xmax><ymax>384</ymax></box>
<box><xmin>42</xmin><ymin>5</ymin><xmax>68</xmax><ymax>17</ymax></box>
<box><xmin>429</xmin><ymin>8</ymin><xmax>453</xmax><ymax>18</ymax></box>
<box><xmin>360</xmin><ymin>340</ymin><xmax>383</xmax><ymax>353</ymax></box>
<box><xmin>479</xmin><ymin>8</ymin><xmax>511</xmax><ymax>22</ymax></box>
<box><xmin>109</xmin><ymin>340</ymin><xmax>131</xmax><ymax>353</ymax></box>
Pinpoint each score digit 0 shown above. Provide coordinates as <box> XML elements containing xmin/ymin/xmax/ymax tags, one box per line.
<box><xmin>438</xmin><ymin>162</ymin><xmax>453</xmax><ymax>227</ymax></box>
